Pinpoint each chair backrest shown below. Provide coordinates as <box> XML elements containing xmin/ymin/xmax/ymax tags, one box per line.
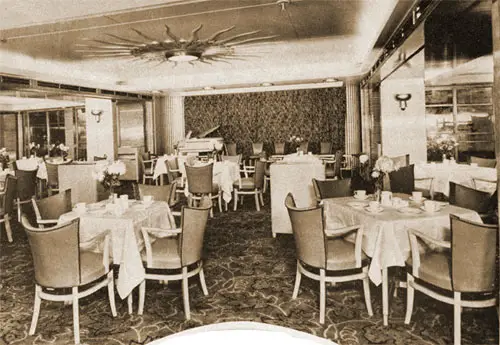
<box><xmin>137</xmin><ymin>182</ymin><xmax>177</xmax><ymax>206</ymax></box>
<box><xmin>185</xmin><ymin>163</ymin><xmax>213</xmax><ymax>194</ymax></box>
<box><xmin>320</xmin><ymin>142</ymin><xmax>332</xmax><ymax>154</ymax></box>
<box><xmin>22</xmin><ymin>215</ymin><xmax>81</xmax><ymax>288</ymax></box>
<box><xmin>253</xmin><ymin>160</ymin><xmax>266</xmax><ymax>189</ymax></box>
<box><xmin>470</xmin><ymin>156</ymin><xmax>496</xmax><ymax>168</ymax></box>
<box><xmin>312</xmin><ymin>178</ymin><xmax>352</xmax><ymax>200</ymax></box>
<box><xmin>299</xmin><ymin>141</ymin><xmax>309</xmax><ymax>152</ymax></box>
<box><xmin>274</xmin><ymin>142</ymin><xmax>285</xmax><ymax>155</ymax></box>
<box><xmin>142</xmin><ymin>152</ymin><xmax>151</xmax><ymax>161</ymax></box>
<box><xmin>45</xmin><ymin>162</ymin><xmax>59</xmax><ymax>187</ymax></box>
<box><xmin>33</xmin><ymin>189</ymin><xmax>72</xmax><ymax>222</ymax></box>
<box><xmin>179</xmin><ymin>205</ymin><xmax>211</xmax><ymax>266</ymax></box>
<box><xmin>450</xmin><ymin>214</ymin><xmax>498</xmax><ymax>292</ymax></box>
<box><xmin>252</xmin><ymin>142</ymin><xmax>264</xmax><ymax>155</ymax></box>
<box><xmin>221</xmin><ymin>155</ymin><xmax>242</xmax><ymax>164</ymax></box>
<box><xmin>390</xmin><ymin>154</ymin><xmax>410</xmax><ymax>168</ymax></box>
<box><xmin>388</xmin><ymin>164</ymin><xmax>415</xmax><ymax>195</ymax></box>
<box><xmin>448</xmin><ymin>181</ymin><xmax>491</xmax><ymax>214</ymax></box>
<box><xmin>93</xmin><ymin>155</ymin><xmax>107</xmax><ymax>161</ymax></box>
<box><xmin>225</xmin><ymin>143</ymin><xmax>237</xmax><ymax>156</ymax></box>
<box><xmin>285</xmin><ymin>193</ymin><xmax>326</xmax><ymax>269</ymax></box>
<box><xmin>165</xmin><ymin>157</ymin><xmax>181</xmax><ymax>182</ymax></box>
<box><xmin>2</xmin><ymin>175</ymin><xmax>17</xmax><ymax>213</ymax></box>
<box><xmin>332</xmin><ymin>150</ymin><xmax>343</xmax><ymax>179</ymax></box>
<box><xmin>15</xmin><ymin>169</ymin><xmax>38</xmax><ymax>201</ymax></box>
<box><xmin>141</xmin><ymin>159</ymin><xmax>155</xmax><ymax>171</ymax></box>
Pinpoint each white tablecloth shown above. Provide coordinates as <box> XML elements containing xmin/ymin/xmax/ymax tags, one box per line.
<box><xmin>323</xmin><ymin>195</ymin><xmax>481</xmax><ymax>286</ymax></box>
<box><xmin>59</xmin><ymin>200</ymin><xmax>176</xmax><ymax>299</ymax></box>
<box><xmin>16</xmin><ymin>158</ymin><xmax>48</xmax><ymax>180</ymax></box>
<box><xmin>414</xmin><ymin>162</ymin><xmax>496</xmax><ymax>196</ymax></box>
<box><xmin>282</xmin><ymin>153</ymin><xmax>322</xmax><ymax>164</ymax></box>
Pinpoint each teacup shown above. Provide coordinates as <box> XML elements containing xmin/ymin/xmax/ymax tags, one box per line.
<box><xmin>354</xmin><ymin>190</ymin><xmax>366</xmax><ymax>199</ymax></box>
<box><xmin>412</xmin><ymin>191</ymin><xmax>423</xmax><ymax>203</ymax></box>
<box><xmin>424</xmin><ymin>200</ymin><xmax>438</xmax><ymax>213</ymax></box>
<box><xmin>368</xmin><ymin>201</ymin><xmax>380</xmax><ymax>210</ymax></box>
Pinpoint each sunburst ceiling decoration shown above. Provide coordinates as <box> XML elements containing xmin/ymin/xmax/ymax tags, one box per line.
<box><xmin>75</xmin><ymin>25</ymin><xmax>277</xmax><ymax>66</ymax></box>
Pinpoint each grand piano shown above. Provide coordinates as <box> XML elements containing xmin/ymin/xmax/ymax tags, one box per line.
<box><xmin>177</xmin><ymin>125</ymin><xmax>224</xmax><ymax>155</ymax></box>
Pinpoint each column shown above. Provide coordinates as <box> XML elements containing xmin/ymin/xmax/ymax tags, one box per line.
<box><xmin>345</xmin><ymin>81</ymin><xmax>361</xmax><ymax>155</ymax></box>
<box><xmin>159</xmin><ymin>95</ymin><xmax>185</xmax><ymax>154</ymax></box>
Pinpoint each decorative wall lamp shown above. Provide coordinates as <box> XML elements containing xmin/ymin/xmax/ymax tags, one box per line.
<box><xmin>91</xmin><ymin>109</ymin><xmax>103</xmax><ymax>123</ymax></box>
<box><xmin>395</xmin><ymin>93</ymin><xmax>412</xmax><ymax>111</ymax></box>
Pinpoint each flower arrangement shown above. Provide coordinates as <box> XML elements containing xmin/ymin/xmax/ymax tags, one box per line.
<box><xmin>289</xmin><ymin>135</ymin><xmax>304</xmax><ymax>152</ymax></box>
<box><xmin>92</xmin><ymin>160</ymin><xmax>126</xmax><ymax>194</ymax></box>
<box><xmin>427</xmin><ymin>133</ymin><xmax>459</xmax><ymax>161</ymax></box>
<box><xmin>0</xmin><ymin>148</ymin><xmax>9</xmax><ymax>169</ymax></box>
<box><xmin>48</xmin><ymin>143</ymin><xmax>70</xmax><ymax>159</ymax></box>
<box><xmin>354</xmin><ymin>154</ymin><xmax>398</xmax><ymax>195</ymax></box>
<box><xmin>28</xmin><ymin>142</ymin><xmax>40</xmax><ymax>157</ymax></box>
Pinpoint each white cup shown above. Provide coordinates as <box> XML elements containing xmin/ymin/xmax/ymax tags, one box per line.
<box><xmin>308</xmin><ymin>152</ymin><xmax>312</xmax><ymax>155</ymax></box>
<box><xmin>412</xmin><ymin>191</ymin><xmax>423</xmax><ymax>202</ymax></box>
<box><xmin>424</xmin><ymin>200</ymin><xmax>437</xmax><ymax>213</ymax></box>
<box><xmin>470</xmin><ymin>163</ymin><xmax>478</xmax><ymax>167</ymax></box>
<box><xmin>354</xmin><ymin>190</ymin><xmax>366</xmax><ymax>199</ymax></box>
<box><xmin>368</xmin><ymin>201</ymin><xmax>380</xmax><ymax>210</ymax></box>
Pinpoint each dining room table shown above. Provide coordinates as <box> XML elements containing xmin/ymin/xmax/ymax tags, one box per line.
<box><xmin>322</xmin><ymin>193</ymin><xmax>482</xmax><ymax>326</ymax></box>
<box><xmin>58</xmin><ymin>198</ymin><xmax>176</xmax><ymax>308</ymax></box>
<box><xmin>414</xmin><ymin>161</ymin><xmax>497</xmax><ymax>196</ymax></box>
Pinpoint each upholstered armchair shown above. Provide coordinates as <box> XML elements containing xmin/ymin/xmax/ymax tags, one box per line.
<box><xmin>312</xmin><ymin>178</ymin><xmax>352</xmax><ymax>202</ymax></box>
<box><xmin>32</xmin><ymin>189</ymin><xmax>72</xmax><ymax>228</ymax></box>
<box><xmin>46</xmin><ymin>161</ymin><xmax>72</xmax><ymax>196</ymax></box>
<box><xmin>233</xmin><ymin>160</ymin><xmax>265</xmax><ymax>211</ymax></box>
<box><xmin>390</xmin><ymin>154</ymin><xmax>410</xmax><ymax>167</ymax></box>
<box><xmin>22</xmin><ymin>215</ymin><xmax>117</xmax><ymax>344</ymax></box>
<box><xmin>405</xmin><ymin>215</ymin><xmax>498</xmax><ymax>345</ymax></box>
<box><xmin>320</xmin><ymin>142</ymin><xmax>332</xmax><ymax>154</ymax></box>
<box><xmin>137</xmin><ymin>203</ymin><xmax>212</xmax><ymax>319</ymax></box>
<box><xmin>285</xmin><ymin>193</ymin><xmax>372</xmax><ymax>324</ymax></box>
<box><xmin>470</xmin><ymin>156</ymin><xmax>496</xmax><ymax>168</ymax></box>
<box><xmin>137</xmin><ymin>182</ymin><xmax>179</xmax><ymax>219</ymax></box>
<box><xmin>449</xmin><ymin>182</ymin><xmax>491</xmax><ymax>220</ymax></box>
<box><xmin>224</xmin><ymin>142</ymin><xmax>237</xmax><ymax>156</ymax></box>
<box><xmin>325</xmin><ymin>150</ymin><xmax>343</xmax><ymax>179</ymax></box>
<box><xmin>165</xmin><ymin>157</ymin><xmax>185</xmax><ymax>198</ymax></box>
<box><xmin>185</xmin><ymin>162</ymin><xmax>222</xmax><ymax>217</ymax></box>
<box><xmin>15</xmin><ymin>169</ymin><xmax>38</xmax><ymax>221</ymax></box>
<box><xmin>0</xmin><ymin>174</ymin><xmax>17</xmax><ymax>242</ymax></box>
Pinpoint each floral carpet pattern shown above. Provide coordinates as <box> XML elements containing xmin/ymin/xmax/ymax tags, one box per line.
<box><xmin>0</xmin><ymin>194</ymin><xmax>498</xmax><ymax>345</ymax></box>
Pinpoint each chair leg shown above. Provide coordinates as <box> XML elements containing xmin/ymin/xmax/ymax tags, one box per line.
<box><xmin>107</xmin><ymin>272</ymin><xmax>117</xmax><ymax>317</ymax></box>
<box><xmin>17</xmin><ymin>199</ymin><xmax>21</xmax><ymax>222</ymax></box>
<box><xmin>362</xmin><ymin>275</ymin><xmax>373</xmax><ymax>316</ymax></box>
<box><xmin>233</xmin><ymin>191</ymin><xmax>238</xmax><ymax>211</ymax></box>
<box><xmin>29</xmin><ymin>284</ymin><xmax>42</xmax><ymax>335</ymax></box>
<box><xmin>127</xmin><ymin>293</ymin><xmax>133</xmax><ymax>314</ymax></box>
<box><xmin>319</xmin><ymin>269</ymin><xmax>326</xmax><ymax>324</ymax></box>
<box><xmin>263</xmin><ymin>178</ymin><xmax>268</xmax><ymax>193</ymax></box>
<box><xmin>199</xmin><ymin>266</ymin><xmax>209</xmax><ymax>296</ymax></box>
<box><xmin>292</xmin><ymin>263</ymin><xmax>301</xmax><ymax>299</ymax></box>
<box><xmin>72</xmin><ymin>287</ymin><xmax>80</xmax><ymax>345</ymax></box>
<box><xmin>4</xmin><ymin>215</ymin><xmax>13</xmax><ymax>243</ymax></box>
<box><xmin>254</xmin><ymin>193</ymin><xmax>260</xmax><ymax>211</ymax></box>
<box><xmin>225</xmin><ymin>201</ymin><xmax>228</xmax><ymax>212</ymax></box>
<box><xmin>208</xmin><ymin>193</ymin><xmax>214</xmax><ymax>218</ymax></box>
<box><xmin>454</xmin><ymin>292</ymin><xmax>462</xmax><ymax>345</ymax></box>
<box><xmin>259</xmin><ymin>191</ymin><xmax>264</xmax><ymax>206</ymax></box>
<box><xmin>404</xmin><ymin>274</ymin><xmax>415</xmax><ymax>324</ymax></box>
<box><xmin>138</xmin><ymin>280</ymin><xmax>146</xmax><ymax>315</ymax></box>
<box><xmin>182</xmin><ymin>267</ymin><xmax>191</xmax><ymax>320</ymax></box>
<box><xmin>218</xmin><ymin>193</ymin><xmax>222</xmax><ymax>213</ymax></box>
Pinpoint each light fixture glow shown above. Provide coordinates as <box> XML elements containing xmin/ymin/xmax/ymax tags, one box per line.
<box><xmin>261</xmin><ymin>82</ymin><xmax>273</xmax><ymax>87</ymax></box>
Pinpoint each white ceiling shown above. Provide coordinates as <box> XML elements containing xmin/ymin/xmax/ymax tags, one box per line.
<box><xmin>0</xmin><ymin>0</ymin><xmax>400</xmax><ymax>93</ymax></box>
<box><xmin>0</xmin><ymin>95</ymin><xmax>84</xmax><ymax>111</ymax></box>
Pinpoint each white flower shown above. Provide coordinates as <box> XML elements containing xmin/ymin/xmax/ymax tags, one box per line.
<box><xmin>107</xmin><ymin>160</ymin><xmax>126</xmax><ymax>175</ymax></box>
<box><xmin>214</xmin><ymin>142</ymin><xmax>223</xmax><ymax>151</ymax></box>
<box><xmin>359</xmin><ymin>154</ymin><xmax>369</xmax><ymax>164</ymax></box>
<box><xmin>29</xmin><ymin>142</ymin><xmax>36</xmax><ymax>149</ymax></box>
<box><xmin>58</xmin><ymin>143</ymin><xmax>69</xmax><ymax>151</ymax></box>
<box><xmin>374</xmin><ymin>156</ymin><xmax>395</xmax><ymax>173</ymax></box>
<box><xmin>371</xmin><ymin>171</ymin><xmax>380</xmax><ymax>178</ymax></box>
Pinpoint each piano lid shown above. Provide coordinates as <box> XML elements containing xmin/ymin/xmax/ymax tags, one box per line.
<box><xmin>197</xmin><ymin>125</ymin><xmax>220</xmax><ymax>138</ymax></box>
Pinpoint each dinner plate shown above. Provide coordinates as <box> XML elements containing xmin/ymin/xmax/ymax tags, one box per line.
<box><xmin>398</xmin><ymin>207</ymin><xmax>422</xmax><ymax>214</ymax></box>
<box><xmin>347</xmin><ymin>201</ymin><xmax>368</xmax><ymax>209</ymax></box>
<box><xmin>365</xmin><ymin>206</ymin><xmax>383</xmax><ymax>214</ymax></box>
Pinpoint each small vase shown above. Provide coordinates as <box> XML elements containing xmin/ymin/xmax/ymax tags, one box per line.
<box><xmin>374</xmin><ymin>188</ymin><xmax>381</xmax><ymax>203</ymax></box>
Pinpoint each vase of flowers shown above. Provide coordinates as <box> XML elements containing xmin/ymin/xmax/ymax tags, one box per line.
<box><xmin>289</xmin><ymin>135</ymin><xmax>304</xmax><ymax>154</ymax></box>
<box><xmin>0</xmin><ymin>148</ymin><xmax>9</xmax><ymax>170</ymax></box>
<box><xmin>427</xmin><ymin>133</ymin><xmax>459</xmax><ymax>161</ymax></box>
<box><xmin>92</xmin><ymin>160</ymin><xmax>127</xmax><ymax>198</ymax></box>
<box><xmin>49</xmin><ymin>143</ymin><xmax>70</xmax><ymax>160</ymax></box>
<box><xmin>28</xmin><ymin>142</ymin><xmax>40</xmax><ymax>157</ymax></box>
<box><xmin>353</xmin><ymin>154</ymin><xmax>398</xmax><ymax>200</ymax></box>
<box><xmin>371</xmin><ymin>156</ymin><xmax>398</xmax><ymax>201</ymax></box>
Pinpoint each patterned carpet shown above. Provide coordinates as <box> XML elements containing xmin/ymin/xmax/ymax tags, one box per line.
<box><xmin>0</xmin><ymin>193</ymin><xmax>498</xmax><ymax>345</ymax></box>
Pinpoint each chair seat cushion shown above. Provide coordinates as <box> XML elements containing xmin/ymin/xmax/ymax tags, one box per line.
<box><xmin>141</xmin><ymin>237</ymin><xmax>181</xmax><ymax>269</ymax></box>
<box><xmin>406</xmin><ymin>251</ymin><xmax>452</xmax><ymax>291</ymax></box>
<box><xmin>326</xmin><ymin>238</ymin><xmax>368</xmax><ymax>270</ymax></box>
<box><xmin>325</xmin><ymin>167</ymin><xmax>335</xmax><ymax>178</ymax></box>
<box><xmin>80</xmin><ymin>251</ymin><xmax>107</xmax><ymax>285</ymax></box>
<box><xmin>233</xmin><ymin>178</ymin><xmax>255</xmax><ymax>190</ymax></box>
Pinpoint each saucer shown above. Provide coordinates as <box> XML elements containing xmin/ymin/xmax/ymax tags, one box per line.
<box><xmin>353</xmin><ymin>195</ymin><xmax>369</xmax><ymax>200</ymax></box>
<box><xmin>409</xmin><ymin>196</ymin><xmax>426</xmax><ymax>202</ymax></box>
<box><xmin>348</xmin><ymin>201</ymin><xmax>368</xmax><ymax>209</ymax></box>
<box><xmin>420</xmin><ymin>206</ymin><xmax>441</xmax><ymax>213</ymax></box>
<box><xmin>365</xmin><ymin>206</ymin><xmax>383</xmax><ymax>214</ymax></box>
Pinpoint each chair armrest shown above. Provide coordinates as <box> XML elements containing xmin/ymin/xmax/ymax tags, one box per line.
<box><xmin>37</xmin><ymin>218</ymin><xmax>59</xmax><ymax>225</ymax></box>
<box><xmin>140</xmin><ymin>227</ymin><xmax>181</xmax><ymax>266</ymax></box>
<box><xmin>325</xmin><ymin>225</ymin><xmax>364</xmax><ymax>267</ymax></box>
<box><xmin>472</xmin><ymin>177</ymin><xmax>496</xmax><ymax>189</ymax></box>
<box><xmin>407</xmin><ymin>228</ymin><xmax>450</xmax><ymax>277</ymax></box>
<box><xmin>409</xmin><ymin>228</ymin><xmax>451</xmax><ymax>249</ymax></box>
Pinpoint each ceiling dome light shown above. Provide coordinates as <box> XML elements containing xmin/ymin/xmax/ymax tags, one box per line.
<box><xmin>324</xmin><ymin>78</ymin><xmax>338</xmax><ymax>83</ymax></box>
<box><xmin>166</xmin><ymin>50</ymin><xmax>201</xmax><ymax>62</ymax></box>
<box><xmin>203</xmin><ymin>86</ymin><xmax>215</xmax><ymax>90</ymax></box>
<box><xmin>261</xmin><ymin>82</ymin><xmax>273</xmax><ymax>87</ymax></box>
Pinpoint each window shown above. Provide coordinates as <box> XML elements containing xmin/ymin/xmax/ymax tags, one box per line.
<box><xmin>425</xmin><ymin>85</ymin><xmax>494</xmax><ymax>162</ymax></box>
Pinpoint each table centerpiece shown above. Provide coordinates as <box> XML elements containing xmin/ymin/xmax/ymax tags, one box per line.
<box><xmin>0</xmin><ymin>148</ymin><xmax>9</xmax><ymax>170</ymax></box>
<box><xmin>92</xmin><ymin>160</ymin><xmax>127</xmax><ymax>198</ymax></box>
<box><xmin>352</xmin><ymin>154</ymin><xmax>398</xmax><ymax>200</ymax></box>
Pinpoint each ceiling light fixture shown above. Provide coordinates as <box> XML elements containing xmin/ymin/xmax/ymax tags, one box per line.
<box><xmin>395</xmin><ymin>93</ymin><xmax>412</xmax><ymax>111</ymax></box>
<box><xmin>76</xmin><ymin>24</ymin><xmax>277</xmax><ymax>66</ymax></box>
<box><xmin>324</xmin><ymin>78</ymin><xmax>338</xmax><ymax>83</ymax></box>
<box><xmin>203</xmin><ymin>86</ymin><xmax>215</xmax><ymax>90</ymax></box>
<box><xmin>261</xmin><ymin>82</ymin><xmax>274</xmax><ymax>87</ymax></box>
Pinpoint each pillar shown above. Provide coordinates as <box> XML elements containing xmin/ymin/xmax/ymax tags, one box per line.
<box><xmin>345</xmin><ymin>81</ymin><xmax>361</xmax><ymax>155</ymax></box>
<box><xmin>159</xmin><ymin>95</ymin><xmax>185</xmax><ymax>154</ymax></box>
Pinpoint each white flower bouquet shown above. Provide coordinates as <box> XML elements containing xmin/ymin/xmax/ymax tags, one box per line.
<box><xmin>0</xmin><ymin>148</ymin><xmax>9</xmax><ymax>169</ymax></box>
<box><xmin>92</xmin><ymin>160</ymin><xmax>126</xmax><ymax>192</ymax></box>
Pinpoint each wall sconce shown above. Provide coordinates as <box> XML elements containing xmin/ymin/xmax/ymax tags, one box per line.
<box><xmin>395</xmin><ymin>93</ymin><xmax>412</xmax><ymax>111</ymax></box>
<box><xmin>90</xmin><ymin>109</ymin><xmax>103</xmax><ymax>123</ymax></box>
